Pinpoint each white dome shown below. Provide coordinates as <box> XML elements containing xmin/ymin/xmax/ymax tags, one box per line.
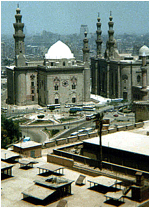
<box><xmin>139</xmin><ymin>45</ymin><xmax>149</xmax><ymax>57</ymax></box>
<box><xmin>45</xmin><ymin>40</ymin><xmax>74</xmax><ymax>59</ymax></box>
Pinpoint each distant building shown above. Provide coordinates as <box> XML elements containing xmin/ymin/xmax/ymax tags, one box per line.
<box><xmin>1</xmin><ymin>42</ymin><xmax>6</xmax><ymax>59</ymax></box>
<box><xmin>6</xmin><ymin>6</ymin><xmax>90</xmax><ymax>106</ymax></box>
<box><xmin>80</xmin><ymin>24</ymin><xmax>89</xmax><ymax>39</ymax></box>
<box><xmin>91</xmin><ymin>12</ymin><xmax>149</xmax><ymax>102</ymax></box>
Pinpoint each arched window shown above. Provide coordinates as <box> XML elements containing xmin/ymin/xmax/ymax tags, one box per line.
<box><xmin>54</xmin><ymin>85</ymin><xmax>58</xmax><ymax>90</ymax></box>
<box><xmin>72</xmin><ymin>97</ymin><xmax>76</xmax><ymax>103</ymax></box>
<box><xmin>72</xmin><ymin>83</ymin><xmax>76</xmax><ymax>89</ymax></box>
<box><xmin>63</xmin><ymin>61</ymin><xmax>65</xmax><ymax>66</ymax></box>
<box><xmin>137</xmin><ymin>75</ymin><xmax>141</xmax><ymax>83</ymax></box>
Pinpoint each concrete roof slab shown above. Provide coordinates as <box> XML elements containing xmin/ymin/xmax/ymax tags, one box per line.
<box><xmin>22</xmin><ymin>184</ymin><xmax>55</xmax><ymax>200</ymax></box>
<box><xmin>88</xmin><ymin>176</ymin><xmax>122</xmax><ymax>187</ymax></box>
<box><xmin>83</xmin><ymin>131</ymin><xmax>149</xmax><ymax>156</ymax></box>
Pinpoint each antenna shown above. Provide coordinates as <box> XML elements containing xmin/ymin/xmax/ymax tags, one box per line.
<box><xmin>17</xmin><ymin>3</ymin><xmax>19</xmax><ymax>8</ymax></box>
<box><xmin>110</xmin><ymin>11</ymin><xmax>112</xmax><ymax>16</ymax></box>
<box><xmin>98</xmin><ymin>12</ymin><xmax>100</xmax><ymax>17</ymax></box>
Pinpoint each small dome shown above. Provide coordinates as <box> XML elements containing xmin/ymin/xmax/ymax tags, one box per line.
<box><xmin>45</xmin><ymin>40</ymin><xmax>74</xmax><ymax>59</ymax></box>
<box><xmin>139</xmin><ymin>45</ymin><xmax>149</xmax><ymax>57</ymax></box>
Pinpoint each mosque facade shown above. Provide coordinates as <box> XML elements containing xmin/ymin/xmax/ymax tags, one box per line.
<box><xmin>91</xmin><ymin>13</ymin><xmax>149</xmax><ymax>102</ymax></box>
<box><xmin>6</xmin><ymin>6</ymin><xmax>90</xmax><ymax>106</ymax></box>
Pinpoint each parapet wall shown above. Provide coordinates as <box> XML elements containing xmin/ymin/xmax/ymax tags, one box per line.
<box><xmin>43</xmin><ymin>121</ymin><xmax>147</xmax><ymax>148</ymax></box>
<box><xmin>47</xmin><ymin>154</ymin><xmax>74</xmax><ymax>167</ymax></box>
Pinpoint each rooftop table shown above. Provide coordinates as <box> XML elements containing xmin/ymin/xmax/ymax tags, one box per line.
<box><xmin>19</xmin><ymin>159</ymin><xmax>35</xmax><ymax>168</ymax></box>
<box><xmin>34</xmin><ymin>176</ymin><xmax>74</xmax><ymax>189</ymax></box>
<box><xmin>1</xmin><ymin>161</ymin><xmax>14</xmax><ymax>177</ymax></box>
<box><xmin>1</xmin><ymin>149</ymin><xmax>20</xmax><ymax>161</ymax></box>
<box><xmin>104</xmin><ymin>191</ymin><xmax>124</xmax><ymax>202</ymax></box>
<box><xmin>37</xmin><ymin>163</ymin><xmax>64</xmax><ymax>175</ymax></box>
<box><xmin>88</xmin><ymin>176</ymin><xmax>122</xmax><ymax>189</ymax></box>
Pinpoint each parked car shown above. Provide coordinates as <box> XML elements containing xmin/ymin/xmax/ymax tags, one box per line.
<box><xmin>113</xmin><ymin>114</ymin><xmax>118</xmax><ymax>117</ymax></box>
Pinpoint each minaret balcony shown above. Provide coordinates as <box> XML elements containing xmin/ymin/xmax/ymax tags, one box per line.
<box><xmin>82</xmin><ymin>48</ymin><xmax>90</xmax><ymax>53</ymax></box>
<box><xmin>96</xmin><ymin>39</ymin><xmax>102</xmax><ymax>43</ymax></box>
<box><xmin>108</xmin><ymin>40</ymin><xmax>115</xmax><ymax>44</ymax></box>
<box><xmin>31</xmin><ymin>86</ymin><xmax>35</xmax><ymax>90</ymax></box>
<box><xmin>108</xmin><ymin>22</ymin><xmax>114</xmax><ymax>26</ymax></box>
<box><xmin>15</xmin><ymin>14</ymin><xmax>22</xmax><ymax>18</ymax></box>
<box><xmin>108</xmin><ymin>30</ymin><xmax>114</xmax><ymax>34</ymax></box>
<box><xmin>13</xmin><ymin>34</ymin><xmax>25</xmax><ymax>38</ymax></box>
<box><xmin>13</xmin><ymin>23</ymin><xmax>24</xmax><ymax>28</ymax></box>
<box><xmin>97</xmin><ymin>22</ymin><xmax>101</xmax><ymax>27</ymax></box>
<box><xmin>96</xmin><ymin>30</ymin><xmax>102</xmax><ymax>34</ymax></box>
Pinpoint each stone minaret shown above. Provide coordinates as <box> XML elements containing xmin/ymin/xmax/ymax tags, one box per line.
<box><xmin>82</xmin><ymin>31</ymin><xmax>90</xmax><ymax>66</ymax></box>
<box><xmin>141</xmin><ymin>52</ymin><xmax>147</xmax><ymax>89</ymax></box>
<box><xmin>82</xmin><ymin>31</ymin><xmax>90</xmax><ymax>102</ymax></box>
<box><xmin>105</xmin><ymin>11</ymin><xmax>115</xmax><ymax>59</ymax></box>
<box><xmin>96</xmin><ymin>13</ymin><xmax>102</xmax><ymax>57</ymax></box>
<box><xmin>13</xmin><ymin>4</ymin><xmax>26</xmax><ymax>66</ymax></box>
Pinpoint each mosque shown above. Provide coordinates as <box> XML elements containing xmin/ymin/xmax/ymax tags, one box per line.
<box><xmin>6</xmin><ymin>6</ymin><xmax>90</xmax><ymax>106</ymax></box>
<box><xmin>7</xmin><ymin>6</ymin><xmax>149</xmax><ymax>107</ymax></box>
<box><xmin>91</xmin><ymin>12</ymin><xmax>149</xmax><ymax>103</ymax></box>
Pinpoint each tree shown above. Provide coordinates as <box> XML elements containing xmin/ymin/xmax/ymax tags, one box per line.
<box><xmin>49</xmin><ymin>106</ymin><xmax>55</xmax><ymax>112</ymax></box>
<box><xmin>1</xmin><ymin>115</ymin><xmax>21</xmax><ymax>148</ymax></box>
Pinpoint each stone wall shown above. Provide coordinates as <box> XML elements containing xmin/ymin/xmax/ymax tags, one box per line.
<box><xmin>43</xmin><ymin>121</ymin><xmax>147</xmax><ymax>148</ymax></box>
<box><xmin>47</xmin><ymin>154</ymin><xmax>74</xmax><ymax>167</ymax></box>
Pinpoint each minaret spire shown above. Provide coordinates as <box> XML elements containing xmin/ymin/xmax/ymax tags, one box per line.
<box><xmin>82</xmin><ymin>31</ymin><xmax>90</xmax><ymax>65</ymax></box>
<box><xmin>105</xmin><ymin>11</ymin><xmax>115</xmax><ymax>59</ymax></box>
<box><xmin>96</xmin><ymin>12</ymin><xmax>102</xmax><ymax>57</ymax></box>
<box><xmin>13</xmin><ymin>5</ymin><xmax>25</xmax><ymax>66</ymax></box>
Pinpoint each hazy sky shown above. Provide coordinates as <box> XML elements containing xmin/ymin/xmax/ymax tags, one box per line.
<box><xmin>1</xmin><ymin>1</ymin><xmax>149</xmax><ymax>36</ymax></box>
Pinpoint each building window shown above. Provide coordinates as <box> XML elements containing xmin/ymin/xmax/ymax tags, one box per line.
<box><xmin>32</xmin><ymin>89</ymin><xmax>34</xmax><ymax>94</ymax></box>
<box><xmin>62</xmin><ymin>80</ymin><xmax>69</xmax><ymax>87</ymax></box>
<box><xmin>32</xmin><ymin>96</ymin><xmax>34</xmax><ymax>101</ymax></box>
<box><xmin>72</xmin><ymin>97</ymin><xmax>76</xmax><ymax>103</ymax></box>
<box><xmin>51</xmin><ymin>62</ymin><xmax>54</xmax><ymax>66</ymax></box>
<box><xmin>72</xmin><ymin>84</ymin><xmax>76</xmax><ymax>89</ymax></box>
<box><xmin>54</xmin><ymin>85</ymin><xmax>58</xmax><ymax>90</ymax></box>
<box><xmin>123</xmin><ymin>92</ymin><xmax>127</xmax><ymax>100</ymax></box>
<box><xmin>137</xmin><ymin>75</ymin><xmax>141</xmax><ymax>83</ymax></box>
<box><xmin>63</xmin><ymin>61</ymin><xmax>65</xmax><ymax>66</ymax></box>
<box><xmin>55</xmin><ymin>98</ymin><xmax>59</xmax><ymax>104</ymax></box>
<box><xmin>31</xmin><ymin>82</ymin><xmax>34</xmax><ymax>87</ymax></box>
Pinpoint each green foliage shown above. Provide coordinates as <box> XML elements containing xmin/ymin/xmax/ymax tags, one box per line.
<box><xmin>51</xmin><ymin>129</ymin><xmax>59</xmax><ymax>136</ymax></box>
<box><xmin>1</xmin><ymin>115</ymin><xmax>20</xmax><ymax>148</ymax></box>
<box><xmin>49</xmin><ymin>106</ymin><xmax>55</xmax><ymax>111</ymax></box>
<box><xmin>69</xmin><ymin>110</ymin><xmax>77</xmax><ymax>115</ymax></box>
<box><xmin>37</xmin><ymin>114</ymin><xmax>45</xmax><ymax>119</ymax></box>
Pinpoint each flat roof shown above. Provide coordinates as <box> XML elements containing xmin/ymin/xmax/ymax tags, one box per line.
<box><xmin>104</xmin><ymin>191</ymin><xmax>123</xmax><ymax>200</ymax></box>
<box><xmin>83</xmin><ymin>131</ymin><xmax>149</xmax><ymax>156</ymax></box>
<box><xmin>1</xmin><ymin>149</ymin><xmax>20</xmax><ymax>160</ymax></box>
<box><xmin>1</xmin><ymin>161</ymin><xmax>14</xmax><ymax>170</ymax></box>
<box><xmin>19</xmin><ymin>159</ymin><xmax>35</xmax><ymax>165</ymax></box>
<box><xmin>34</xmin><ymin>176</ymin><xmax>74</xmax><ymax>189</ymax></box>
<box><xmin>88</xmin><ymin>176</ymin><xmax>121</xmax><ymax>187</ymax></box>
<box><xmin>13</xmin><ymin>141</ymin><xmax>42</xmax><ymax>149</ymax></box>
<box><xmin>37</xmin><ymin>163</ymin><xmax>64</xmax><ymax>171</ymax></box>
<box><xmin>22</xmin><ymin>184</ymin><xmax>55</xmax><ymax>200</ymax></box>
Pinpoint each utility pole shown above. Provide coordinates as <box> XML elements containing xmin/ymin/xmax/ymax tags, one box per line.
<box><xmin>93</xmin><ymin>112</ymin><xmax>104</xmax><ymax>170</ymax></box>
